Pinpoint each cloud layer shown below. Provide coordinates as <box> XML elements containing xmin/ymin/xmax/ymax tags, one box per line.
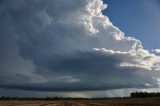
<box><xmin>0</xmin><ymin>0</ymin><xmax>160</xmax><ymax>95</ymax></box>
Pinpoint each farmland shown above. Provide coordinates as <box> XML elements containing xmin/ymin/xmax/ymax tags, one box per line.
<box><xmin>0</xmin><ymin>98</ymin><xmax>160</xmax><ymax>106</ymax></box>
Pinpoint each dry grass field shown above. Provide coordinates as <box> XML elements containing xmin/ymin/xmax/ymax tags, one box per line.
<box><xmin>0</xmin><ymin>98</ymin><xmax>160</xmax><ymax>106</ymax></box>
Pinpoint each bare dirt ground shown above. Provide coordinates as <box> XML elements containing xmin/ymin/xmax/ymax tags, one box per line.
<box><xmin>0</xmin><ymin>98</ymin><xmax>160</xmax><ymax>106</ymax></box>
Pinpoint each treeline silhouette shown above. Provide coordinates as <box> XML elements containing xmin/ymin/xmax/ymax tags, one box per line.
<box><xmin>0</xmin><ymin>96</ymin><xmax>88</xmax><ymax>100</ymax></box>
<box><xmin>0</xmin><ymin>96</ymin><xmax>127</xmax><ymax>100</ymax></box>
<box><xmin>131</xmin><ymin>92</ymin><xmax>160</xmax><ymax>98</ymax></box>
<box><xmin>1</xmin><ymin>92</ymin><xmax>160</xmax><ymax>100</ymax></box>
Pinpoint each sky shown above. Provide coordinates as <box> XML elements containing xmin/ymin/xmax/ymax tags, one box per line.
<box><xmin>0</xmin><ymin>0</ymin><xmax>160</xmax><ymax>97</ymax></box>
<box><xmin>103</xmin><ymin>0</ymin><xmax>160</xmax><ymax>49</ymax></box>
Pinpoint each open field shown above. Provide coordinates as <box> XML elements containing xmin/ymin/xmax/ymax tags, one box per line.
<box><xmin>0</xmin><ymin>98</ymin><xmax>160</xmax><ymax>106</ymax></box>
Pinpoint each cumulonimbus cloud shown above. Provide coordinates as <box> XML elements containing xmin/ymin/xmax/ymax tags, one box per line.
<box><xmin>0</xmin><ymin>0</ymin><xmax>160</xmax><ymax>92</ymax></box>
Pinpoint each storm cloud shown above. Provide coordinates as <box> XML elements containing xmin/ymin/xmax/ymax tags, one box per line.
<box><xmin>0</xmin><ymin>0</ymin><xmax>160</xmax><ymax>95</ymax></box>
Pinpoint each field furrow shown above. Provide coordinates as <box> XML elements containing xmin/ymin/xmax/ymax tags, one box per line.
<box><xmin>1</xmin><ymin>98</ymin><xmax>160</xmax><ymax>106</ymax></box>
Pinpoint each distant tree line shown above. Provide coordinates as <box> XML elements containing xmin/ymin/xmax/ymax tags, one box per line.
<box><xmin>131</xmin><ymin>92</ymin><xmax>160</xmax><ymax>98</ymax></box>
<box><xmin>0</xmin><ymin>96</ymin><xmax>88</xmax><ymax>100</ymax></box>
<box><xmin>0</xmin><ymin>96</ymin><xmax>126</xmax><ymax>100</ymax></box>
<box><xmin>1</xmin><ymin>92</ymin><xmax>160</xmax><ymax>100</ymax></box>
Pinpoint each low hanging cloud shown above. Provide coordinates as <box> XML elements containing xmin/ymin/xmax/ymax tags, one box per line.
<box><xmin>0</xmin><ymin>0</ymin><xmax>160</xmax><ymax>93</ymax></box>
